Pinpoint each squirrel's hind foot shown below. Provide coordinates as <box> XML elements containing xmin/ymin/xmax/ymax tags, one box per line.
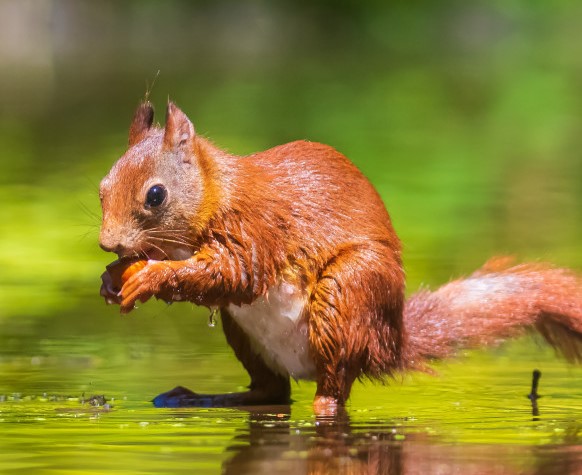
<box><xmin>152</xmin><ymin>385</ymin><xmax>291</xmax><ymax>408</ymax></box>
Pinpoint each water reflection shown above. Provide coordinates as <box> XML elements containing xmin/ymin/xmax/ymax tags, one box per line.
<box><xmin>221</xmin><ymin>408</ymin><xmax>582</xmax><ymax>475</ymax></box>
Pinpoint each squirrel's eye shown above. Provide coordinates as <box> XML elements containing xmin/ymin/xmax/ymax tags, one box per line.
<box><xmin>145</xmin><ymin>185</ymin><xmax>166</xmax><ymax>208</ymax></box>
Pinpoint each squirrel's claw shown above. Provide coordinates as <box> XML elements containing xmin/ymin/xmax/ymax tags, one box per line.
<box><xmin>100</xmin><ymin>270</ymin><xmax>122</xmax><ymax>305</ymax></box>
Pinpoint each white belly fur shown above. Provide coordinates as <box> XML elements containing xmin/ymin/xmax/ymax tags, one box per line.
<box><xmin>226</xmin><ymin>281</ymin><xmax>316</xmax><ymax>380</ymax></box>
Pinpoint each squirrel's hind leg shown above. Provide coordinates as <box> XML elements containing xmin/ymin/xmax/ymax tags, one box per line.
<box><xmin>153</xmin><ymin>309</ymin><xmax>291</xmax><ymax>408</ymax></box>
<box><xmin>308</xmin><ymin>246</ymin><xmax>405</xmax><ymax>414</ymax></box>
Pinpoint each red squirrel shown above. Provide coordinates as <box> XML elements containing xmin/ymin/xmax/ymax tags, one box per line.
<box><xmin>99</xmin><ymin>101</ymin><xmax>582</xmax><ymax>413</ymax></box>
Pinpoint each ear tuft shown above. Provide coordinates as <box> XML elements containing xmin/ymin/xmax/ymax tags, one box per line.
<box><xmin>163</xmin><ymin>102</ymin><xmax>195</xmax><ymax>151</ymax></box>
<box><xmin>128</xmin><ymin>101</ymin><xmax>154</xmax><ymax>147</ymax></box>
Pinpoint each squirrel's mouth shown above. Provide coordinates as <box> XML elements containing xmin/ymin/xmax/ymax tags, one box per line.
<box><xmin>139</xmin><ymin>247</ymin><xmax>167</xmax><ymax>261</ymax></box>
<box><xmin>137</xmin><ymin>245</ymin><xmax>193</xmax><ymax>262</ymax></box>
<box><xmin>113</xmin><ymin>243</ymin><xmax>193</xmax><ymax>262</ymax></box>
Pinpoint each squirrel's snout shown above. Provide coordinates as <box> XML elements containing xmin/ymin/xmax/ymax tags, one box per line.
<box><xmin>99</xmin><ymin>240</ymin><xmax>133</xmax><ymax>257</ymax></box>
<box><xmin>99</xmin><ymin>240</ymin><xmax>121</xmax><ymax>254</ymax></box>
<box><xmin>99</xmin><ymin>228</ymin><xmax>128</xmax><ymax>256</ymax></box>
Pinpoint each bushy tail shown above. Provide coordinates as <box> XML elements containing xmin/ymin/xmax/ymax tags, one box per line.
<box><xmin>404</xmin><ymin>257</ymin><xmax>582</xmax><ymax>368</ymax></box>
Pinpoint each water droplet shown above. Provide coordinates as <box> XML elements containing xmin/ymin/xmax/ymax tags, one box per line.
<box><xmin>208</xmin><ymin>308</ymin><xmax>218</xmax><ymax>328</ymax></box>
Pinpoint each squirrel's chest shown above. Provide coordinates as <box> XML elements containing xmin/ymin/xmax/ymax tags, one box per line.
<box><xmin>226</xmin><ymin>282</ymin><xmax>316</xmax><ymax>380</ymax></box>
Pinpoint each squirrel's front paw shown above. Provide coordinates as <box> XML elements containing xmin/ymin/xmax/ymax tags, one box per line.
<box><xmin>119</xmin><ymin>261</ymin><xmax>177</xmax><ymax>314</ymax></box>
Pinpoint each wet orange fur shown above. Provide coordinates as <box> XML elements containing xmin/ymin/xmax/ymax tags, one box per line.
<box><xmin>100</xmin><ymin>101</ymin><xmax>582</xmax><ymax>412</ymax></box>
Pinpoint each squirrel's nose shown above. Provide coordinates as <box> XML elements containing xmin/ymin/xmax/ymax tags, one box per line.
<box><xmin>99</xmin><ymin>240</ymin><xmax>120</xmax><ymax>253</ymax></box>
<box><xmin>99</xmin><ymin>229</ymin><xmax>128</xmax><ymax>255</ymax></box>
<box><xmin>99</xmin><ymin>240</ymin><xmax>132</xmax><ymax>257</ymax></box>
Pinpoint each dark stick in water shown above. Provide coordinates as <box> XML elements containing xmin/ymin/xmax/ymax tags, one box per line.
<box><xmin>527</xmin><ymin>369</ymin><xmax>542</xmax><ymax>417</ymax></box>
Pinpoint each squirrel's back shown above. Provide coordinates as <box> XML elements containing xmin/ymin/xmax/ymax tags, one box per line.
<box><xmin>222</xmin><ymin>139</ymin><xmax>401</xmax><ymax>269</ymax></box>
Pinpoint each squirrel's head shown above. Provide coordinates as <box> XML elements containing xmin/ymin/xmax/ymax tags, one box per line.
<box><xmin>99</xmin><ymin>101</ymin><xmax>206</xmax><ymax>260</ymax></box>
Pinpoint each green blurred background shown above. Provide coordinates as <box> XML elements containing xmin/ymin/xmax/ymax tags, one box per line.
<box><xmin>1</xmin><ymin>0</ymin><xmax>581</xmax><ymax>321</ymax></box>
<box><xmin>1</xmin><ymin>1</ymin><xmax>582</xmax><ymax>472</ymax></box>
<box><xmin>2</xmin><ymin>0</ymin><xmax>582</xmax><ymax>395</ymax></box>
<box><xmin>2</xmin><ymin>0</ymin><xmax>582</xmax><ymax>310</ymax></box>
<box><xmin>1</xmin><ymin>0</ymin><xmax>582</xmax><ymax>368</ymax></box>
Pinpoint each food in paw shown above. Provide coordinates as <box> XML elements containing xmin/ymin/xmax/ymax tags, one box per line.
<box><xmin>106</xmin><ymin>258</ymin><xmax>148</xmax><ymax>291</ymax></box>
<box><xmin>121</xmin><ymin>259</ymin><xmax>148</xmax><ymax>284</ymax></box>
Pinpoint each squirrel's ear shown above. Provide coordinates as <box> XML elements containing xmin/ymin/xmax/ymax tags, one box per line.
<box><xmin>163</xmin><ymin>102</ymin><xmax>195</xmax><ymax>152</ymax></box>
<box><xmin>128</xmin><ymin>101</ymin><xmax>154</xmax><ymax>147</ymax></box>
